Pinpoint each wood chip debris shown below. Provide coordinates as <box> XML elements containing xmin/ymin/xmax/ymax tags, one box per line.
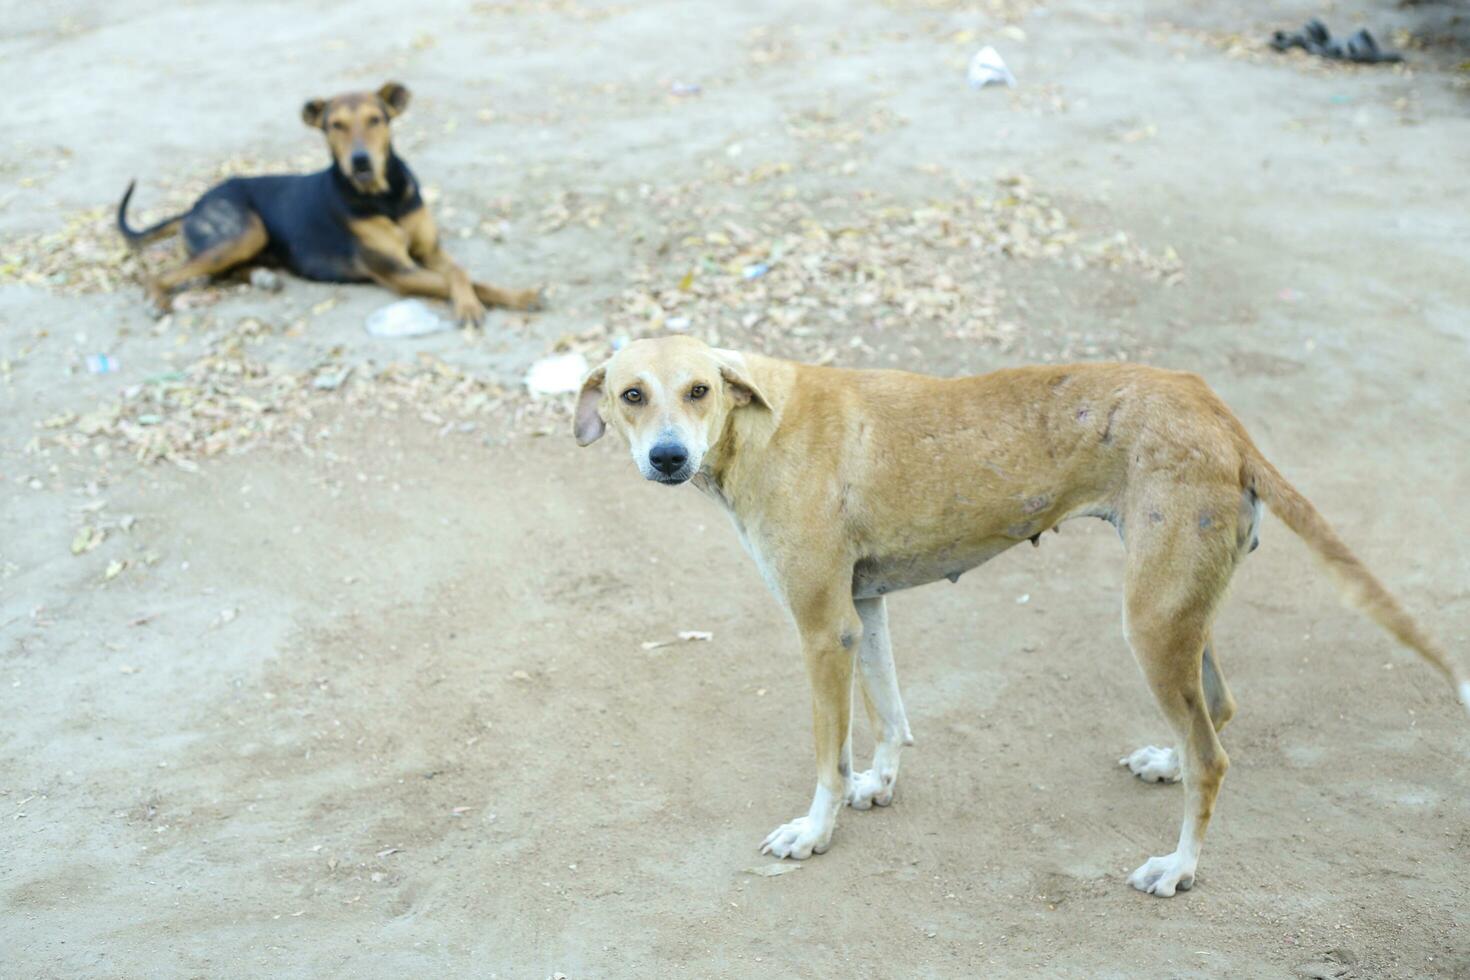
<box><xmin>541</xmin><ymin>174</ymin><xmax>1185</xmax><ymax>371</ymax></box>
<box><xmin>34</xmin><ymin>314</ymin><xmax>570</xmax><ymax>467</ymax></box>
<box><xmin>641</xmin><ymin>630</ymin><xmax>714</xmax><ymax>650</ymax></box>
<box><xmin>744</xmin><ymin>862</ymin><xmax>802</xmax><ymax>877</ymax></box>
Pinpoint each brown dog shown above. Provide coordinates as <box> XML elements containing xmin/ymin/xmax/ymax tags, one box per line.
<box><xmin>574</xmin><ymin>335</ymin><xmax>1468</xmax><ymax>896</ymax></box>
<box><xmin>117</xmin><ymin>82</ymin><xmax>540</xmax><ymax>323</ymax></box>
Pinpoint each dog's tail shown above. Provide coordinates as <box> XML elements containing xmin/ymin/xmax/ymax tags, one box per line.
<box><xmin>116</xmin><ymin>180</ymin><xmax>185</xmax><ymax>248</ymax></box>
<box><xmin>1242</xmin><ymin>450</ymin><xmax>1469</xmax><ymax>716</ymax></box>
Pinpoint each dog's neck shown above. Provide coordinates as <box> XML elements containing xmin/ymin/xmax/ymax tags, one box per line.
<box><xmin>329</xmin><ymin>150</ymin><xmax>419</xmax><ymax>218</ymax></box>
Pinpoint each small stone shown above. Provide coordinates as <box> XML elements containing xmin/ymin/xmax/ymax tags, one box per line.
<box><xmin>249</xmin><ymin>268</ymin><xmax>283</xmax><ymax>292</ymax></box>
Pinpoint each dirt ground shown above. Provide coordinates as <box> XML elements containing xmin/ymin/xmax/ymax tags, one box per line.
<box><xmin>3</xmin><ymin>0</ymin><xmax>1469</xmax><ymax>977</ymax></box>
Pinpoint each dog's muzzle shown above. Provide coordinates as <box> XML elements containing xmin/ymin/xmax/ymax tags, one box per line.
<box><xmin>647</xmin><ymin>441</ymin><xmax>692</xmax><ymax>485</ymax></box>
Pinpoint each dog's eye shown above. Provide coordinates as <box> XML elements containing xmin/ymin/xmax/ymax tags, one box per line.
<box><xmin>366</xmin><ymin>116</ymin><xmax>382</xmax><ymax>127</ymax></box>
<box><xmin>621</xmin><ymin>388</ymin><xmax>643</xmax><ymax>405</ymax></box>
<box><xmin>331</xmin><ymin>121</ymin><xmax>348</xmax><ymax>132</ymax></box>
<box><xmin>689</xmin><ymin>384</ymin><xmax>708</xmax><ymax>400</ymax></box>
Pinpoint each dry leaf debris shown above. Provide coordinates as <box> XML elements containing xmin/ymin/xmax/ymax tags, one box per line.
<box><xmin>17</xmin><ymin>158</ymin><xmax>1181</xmax><ymax>470</ymax></box>
<box><xmin>597</xmin><ymin>175</ymin><xmax>1181</xmax><ymax>363</ymax></box>
<box><xmin>0</xmin><ymin>152</ymin><xmax>319</xmax><ymax>296</ymax></box>
<box><xmin>38</xmin><ymin>316</ymin><xmax>570</xmax><ymax>468</ymax></box>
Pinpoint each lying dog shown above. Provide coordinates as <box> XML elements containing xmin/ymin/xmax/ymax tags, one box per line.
<box><xmin>574</xmin><ymin>335</ymin><xmax>1468</xmax><ymax>896</ymax></box>
<box><xmin>116</xmin><ymin>82</ymin><xmax>540</xmax><ymax>324</ymax></box>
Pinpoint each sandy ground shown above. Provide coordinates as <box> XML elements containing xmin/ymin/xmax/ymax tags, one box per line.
<box><xmin>3</xmin><ymin>0</ymin><xmax>1470</xmax><ymax>977</ymax></box>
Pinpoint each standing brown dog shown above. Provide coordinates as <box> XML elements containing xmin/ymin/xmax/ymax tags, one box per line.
<box><xmin>574</xmin><ymin>336</ymin><xmax>1468</xmax><ymax>896</ymax></box>
<box><xmin>117</xmin><ymin>82</ymin><xmax>541</xmax><ymax>323</ymax></box>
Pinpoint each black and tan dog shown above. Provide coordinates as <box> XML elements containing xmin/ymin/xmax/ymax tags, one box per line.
<box><xmin>116</xmin><ymin>82</ymin><xmax>540</xmax><ymax>324</ymax></box>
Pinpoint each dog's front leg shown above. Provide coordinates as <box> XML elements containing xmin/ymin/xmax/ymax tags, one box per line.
<box><xmin>761</xmin><ymin>592</ymin><xmax>859</xmax><ymax>860</ymax></box>
<box><xmin>419</xmin><ymin>250</ymin><xmax>488</xmax><ymax>326</ymax></box>
<box><xmin>848</xmin><ymin>596</ymin><xmax>914</xmax><ymax>810</ymax></box>
<box><xmin>402</xmin><ymin>208</ymin><xmax>487</xmax><ymax>326</ymax></box>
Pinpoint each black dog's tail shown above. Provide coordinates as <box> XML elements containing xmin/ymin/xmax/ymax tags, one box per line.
<box><xmin>116</xmin><ymin>180</ymin><xmax>186</xmax><ymax>247</ymax></box>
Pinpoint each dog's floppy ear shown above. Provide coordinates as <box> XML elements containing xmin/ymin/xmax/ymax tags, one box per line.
<box><xmin>302</xmin><ymin>98</ymin><xmax>328</xmax><ymax>129</ymax></box>
<box><xmin>711</xmin><ymin>348</ymin><xmax>769</xmax><ymax>409</ymax></box>
<box><xmin>377</xmin><ymin>82</ymin><xmax>411</xmax><ymax>119</ymax></box>
<box><xmin>574</xmin><ymin>361</ymin><xmax>610</xmax><ymax>446</ymax></box>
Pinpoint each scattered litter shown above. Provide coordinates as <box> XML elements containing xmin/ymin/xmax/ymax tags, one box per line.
<box><xmin>104</xmin><ymin>559</ymin><xmax>126</xmax><ymax>580</ymax></box>
<box><xmin>968</xmin><ymin>46</ymin><xmax>1017</xmax><ymax>89</ymax></box>
<box><xmin>742</xmin><ymin>262</ymin><xmax>770</xmax><ymax>280</ymax></box>
<box><xmin>665</xmin><ymin>316</ymin><xmax>692</xmax><ymax>332</ymax></box>
<box><xmin>511</xmin><ymin>669</ymin><xmax>532</xmax><ymax>681</ymax></box>
<box><xmin>670</xmin><ymin>81</ymin><xmax>702</xmax><ymax>97</ymax></box>
<box><xmin>86</xmin><ymin>354</ymin><xmax>119</xmax><ymax>374</ymax></box>
<box><xmin>119</xmin><ymin>664</ymin><xmax>140</xmax><ymax>674</ymax></box>
<box><xmin>641</xmin><ymin>630</ymin><xmax>714</xmax><ymax>651</ymax></box>
<box><xmin>744</xmin><ymin>863</ymin><xmax>801</xmax><ymax>877</ymax></box>
<box><xmin>71</xmin><ymin>526</ymin><xmax>104</xmax><ymax>555</ymax></box>
<box><xmin>312</xmin><ymin>365</ymin><xmax>353</xmax><ymax>391</ymax></box>
<box><xmin>376</xmin><ymin>847</ymin><xmax>401</xmax><ymax>859</ymax></box>
<box><xmin>1016</xmin><ymin>593</ymin><xmax>1031</xmax><ymax>604</ymax></box>
<box><xmin>524</xmin><ymin>351</ymin><xmax>589</xmax><ymax>397</ymax></box>
<box><xmin>365</xmin><ymin>299</ymin><xmax>454</xmax><ymax>338</ymax></box>
<box><xmin>212</xmin><ymin>607</ymin><xmax>238</xmax><ymax>629</ymax></box>
<box><xmin>249</xmin><ymin>268</ymin><xmax>284</xmax><ymax>293</ymax></box>
<box><xmin>1270</xmin><ymin>19</ymin><xmax>1402</xmax><ymax>64</ymax></box>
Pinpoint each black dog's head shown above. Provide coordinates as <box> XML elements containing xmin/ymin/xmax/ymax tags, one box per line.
<box><xmin>302</xmin><ymin>82</ymin><xmax>410</xmax><ymax>194</ymax></box>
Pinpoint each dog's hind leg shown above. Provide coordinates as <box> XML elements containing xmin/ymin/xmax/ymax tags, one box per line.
<box><xmin>1121</xmin><ymin>521</ymin><xmax>1235</xmax><ymax>896</ymax></box>
<box><xmin>847</xmin><ymin>596</ymin><xmax>914</xmax><ymax>810</ymax></box>
<box><xmin>146</xmin><ymin>211</ymin><xmax>268</xmax><ymax>316</ymax></box>
<box><xmin>1202</xmin><ymin>640</ymin><xmax>1237</xmax><ymax>731</ymax></box>
<box><xmin>1121</xmin><ymin>490</ymin><xmax>1251</xmax><ymax>785</ymax></box>
<box><xmin>1119</xmin><ymin>633</ymin><xmax>1236</xmax><ymax>783</ymax></box>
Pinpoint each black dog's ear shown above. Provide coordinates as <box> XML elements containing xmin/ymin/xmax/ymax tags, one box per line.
<box><xmin>377</xmin><ymin>82</ymin><xmax>411</xmax><ymax>118</ymax></box>
<box><xmin>302</xmin><ymin>98</ymin><xmax>328</xmax><ymax>129</ymax></box>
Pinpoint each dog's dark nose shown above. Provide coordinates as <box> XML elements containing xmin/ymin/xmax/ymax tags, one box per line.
<box><xmin>350</xmin><ymin>151</ymin><xmax>372</xmax><ymax>174</ymax></box>
<box><xmin>649</xmin><ymin>442</ymin><xmax>688</xmax><ymax>476</ymax></box>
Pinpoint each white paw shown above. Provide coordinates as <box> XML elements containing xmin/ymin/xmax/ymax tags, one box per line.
<box><xmin>760</xmin><ymin>816</ymin><xmax>831</xmax><ymax>860</ymax></box>
<box><xmin>1127</xmin><ymin>852</ymin><xmax>1195</xmax><ymax>897</ymax></box>
<box><xmin>1119</xmin><ymin>745</ymin><xmax>1181</xmax><ymax>783</ymax></box>
<box><xmin>846</xmin><ymin>768</ymin><xmax>896</xmax><ymax>810</ymax></box>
